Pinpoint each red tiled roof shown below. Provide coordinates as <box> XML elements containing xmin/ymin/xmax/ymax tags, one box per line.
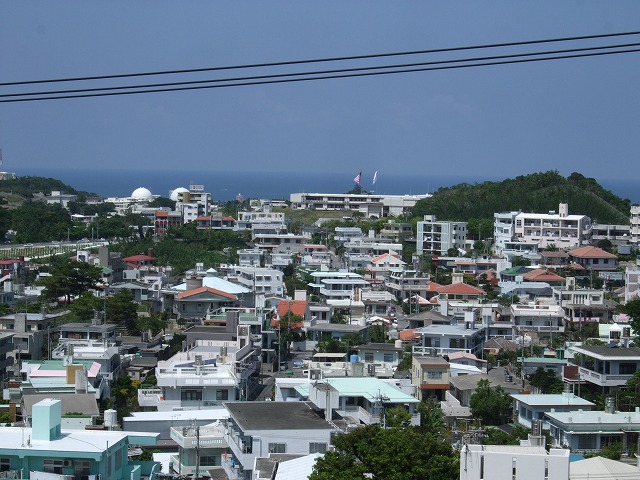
<box><xmin>155</xmin><ymin>211</ymin><xmax>169</xmax><ymax>217</ymax></box>
<box><xmin>437</xmin><ymin>283</ymin><xmax>484</xmax><ymax>295</ymax></box>
<box><xmin>371</xmin><ymin>252</ymin><xmax>401</xmax><ymax>263</ymax></box>
<box><xmin>197</xmin><ymin>216</ymin><xmax>211</xmax><ymax>221</ymax></box>
<box><xmin>303</xmin><ymin>245</ymin><xmax>328</xmax><ymax>250</ymax></box>
<box><xmin>277</xmin><ymin>299</ymin><xmax>307</xmax><ymax>318</ymax></box>
<box><xmin>522</xmin><ymin>269</ymin><xmax>565</xmax><ymax>282</ymax></box>
<box><xmin>123</xmin><ymin>254</ymin><xmax>156</xmax><ymax>262</ymax></box>
<box><xmin>177</xmin><ymin>286</ymin><xmax>236</xmax><ymax>300</ymax></box>
<box><xmin>399</xmin><ymin>329</ymin><xmax>419</xmax><ymax>341</ymax></box>
<box><xmin>569</xmin><ymin>245</ymin><xmax>617</xmax><ymax>259</ymax></box>
<box><xmin>222</xmin><ymin>216</ymin><xmax>236</xmax><ymax>221</ymax></box>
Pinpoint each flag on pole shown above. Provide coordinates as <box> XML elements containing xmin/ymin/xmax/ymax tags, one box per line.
<box><xmin>353</xmin><ymin>171</ymin><xmax>362</xmax><ymax>184</ymax></box>
<box><xmin>372</xmin><ymin>171</ymin><xmax>378</xmax><ymax>185</ymax></box>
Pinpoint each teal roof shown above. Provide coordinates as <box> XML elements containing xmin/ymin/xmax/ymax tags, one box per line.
<box><xmin>521</xmin><ymin>357</ymin><xmax>567</xmax><ymax>364</ymax></box>
<box><xmin>295</xmin><ymin>378</ymin><xmax>418</xmax><ymax>404</ymax></box>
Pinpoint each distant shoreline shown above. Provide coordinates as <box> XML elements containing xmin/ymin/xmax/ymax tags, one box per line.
<box><xmin>11</xmin><ymin>168</ymin><xmax>640</xmax><ymax>205</ymax></box>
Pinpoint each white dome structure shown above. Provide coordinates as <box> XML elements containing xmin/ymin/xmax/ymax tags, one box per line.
<box><xmin>170</xmin><ymin>187</ymin><xmax>189</xmax><ymax>201</ymax></box>
<box><xmin>131</xmin><ymin>187</ymin><xmax>153</xmax><ymax>200</ymax></box>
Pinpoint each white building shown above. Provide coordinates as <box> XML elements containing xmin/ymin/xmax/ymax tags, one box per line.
<box><xmin>460</xmin><ymin>444</ymin><xmax>570</xmax><ymax>480</ymax></box>
<box><xmin>290</xmin><ymin>192</ymin><xmax>429</xmax><ymax>217</ymax></box>
<box><xmin>511</xmin><ymin>303</ymin><xmax>565</xmax><ymax>339</ymax></box>
<box><xmin>416</xmin><ymin>215</ymin><xmax>467</xmax><ymax>255</ymax></box>
<box><xmin>513</xmin><ymin>203</ymin><xmax>592</xmax><ymax>250</ymax></box>
<box><xmin>494</xmin><ymin>211</ymin><xmax>520</xmax><ymax>255</ymax></box>
<box><xmin>631</xmin><ymin>205</ymin><xmax>640</xmax><ymax>245</ymax></box>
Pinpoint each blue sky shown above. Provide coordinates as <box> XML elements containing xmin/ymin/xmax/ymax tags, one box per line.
<box><xmin>1</xmin><ymin>2</ymin><xmax>640</xmax><ymax>183</ymax></box>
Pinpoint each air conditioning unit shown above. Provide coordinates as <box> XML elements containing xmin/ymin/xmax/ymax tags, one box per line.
<box><xmin>63</xmin><ymin>460</ymin><xmax>72</xmax><ymax>467</ymax></box>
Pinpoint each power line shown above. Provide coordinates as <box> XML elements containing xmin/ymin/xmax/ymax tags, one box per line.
<box><xmin>2</xmin><ymin>41</ymin><xmax>639</xmax><ymax>100</ymax></box>
<box><xmin>1</xmin><ymin>30</ymin><xmax>639</xmax><ymax>87</ymax></box>
<box><xmin>2</xmin><ymin>47</ymin><xmax>638</xmax><ymax>104</ymax></box>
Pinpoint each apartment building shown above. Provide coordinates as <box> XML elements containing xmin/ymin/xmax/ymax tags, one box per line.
<box><xmin>631</xmin><ymin>205</ymin><xmax>640</xmax><ymax>244</ymax></box>
<box><xmin>416</xmin><ymin>215</ymin><xmax>467</xmax><ymax>255</ymax></box>
<box><xmin>513</xmin><ymin>203</ymin><xmax>592</xmax><ymax>249</ymax></box>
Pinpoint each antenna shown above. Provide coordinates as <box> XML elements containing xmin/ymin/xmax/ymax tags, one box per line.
<box><xmin>0</xmin><ymin>148</ymin><xmax>3</xmax><ymax>169</ymax></box>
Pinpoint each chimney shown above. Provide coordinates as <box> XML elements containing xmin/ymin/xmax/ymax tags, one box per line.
<box><xmin>32</xmin><ymin>399</ymin><xmax>62</xmax><ymax>441</ymax></box>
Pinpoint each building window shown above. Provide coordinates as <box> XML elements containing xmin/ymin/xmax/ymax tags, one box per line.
<box><xmin>383</xmin><ymin>353</ymin><xmax>394</xmax><ymax>363</ymax></box>
<box><xmin>364</xmin><ymin>353</ymin><xmax>374</xmax><ymax>362</ymax></box>
<box><xmin>0</xmin><ymin>458</ymin><xmax>11</xmax><ymax>472</ymax></box>
<box><xmin>309</xmin><ymin>442</ymin><xmax>328</xmax><ymax>454</ymax></box>
<box><xmin>74</xmin><ymin>460</ymin><xmax>91</xmax><ymax>476</ymax></box>
<box><xmin>181</xmin><ymin>389</ymin><xmax>203</xmax><ymax>401</ymax></box>
<box><xmin>427</xmin><ymin>371</ymin><xmax>443</xmax><ymax>380</ymax></box>
<box><xmin>43</xmin><ymin>460</ymin><xmax>64</xmax><ymax>474</ymax></box>
<box><xmin>216</xmin><ymin>390</ymin><xmax>229</xmax><ymax>401</ymax></box>
<box><xmin>268</xmin><ymin>443</ymin><xmax>286</xmax><ymax>453</ymax></box>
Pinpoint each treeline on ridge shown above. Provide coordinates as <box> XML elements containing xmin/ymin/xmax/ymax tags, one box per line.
<box><xmin>411</xmin><ymin>171</ymin><xmax>631</xmax><ymax>225</ymax></box>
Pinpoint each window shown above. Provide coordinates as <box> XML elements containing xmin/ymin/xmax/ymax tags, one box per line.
<box><xmin>268</xmin><ymin>443</ymin><xmax>286</xmax><ymax>453</ymax></box>
<box><xmin>74</xmin><ymin>460</ymin><xmax>90</xmax><ymax>476</ymax></box>
<box><xmin>383</xmin><ymin>353</ymin><xmax>393</xmax><ymax>363</ymax></box>
<box><xmin>364</xmin><ymin>353</ymin><xmax>374</xmax><ymax>362</ymax></box>
<box><xmin>427</xmin><ymin>371</ymin><xmax>442</xmax><ymax>380</ymax></box>
<box><xmin>0</xmin><ymin>458</ymin><xmax>10</xmax><ymax>472</ymax></box>
<box><xmin>309</xmin><ymin>442</ymin><xmax>328</xmax><ymax>454</ymax></box>
<box><xmin>43</xmin><ymin>460</ymin><xmax>64</xmax><ymax>474</ymax></box>
<box><xmin>216</xmin><ymin>390</ymin><xmax>229</xmax><ymax>401</ymax></box>
<box><xmin>181</xmin><ymin>389</ymin><xmax>203</xmax><ymax>401</ymax></box>
<box><xmin>620</xmin><ymin>363</ymin><xmax>636</xmax><ymax>375</ymax></box>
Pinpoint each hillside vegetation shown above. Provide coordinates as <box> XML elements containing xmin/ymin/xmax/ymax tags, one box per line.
<box><xmin>411</xmin><ymin>171</ymin><xmax>631</xmax><ymax>224</ymax></box>
<box><xmin>0</xmin><ymin>176</ymin><xmax>96</xmax><ymax>199</ymax></box>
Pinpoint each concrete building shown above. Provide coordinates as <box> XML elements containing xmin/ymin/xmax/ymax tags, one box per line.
<box><xmin>222</xmin><ymin>401</ymin><xmax>333</xmax><ymax>479</ymax></box>
<box><xmin>0</xmin><ymin>398</ymin><xmax>159</xmax><ymax>480</ymax></box>
<box><xmin>571</xmin><ymin>345</ymin><xmax>640</xmax><ymax>392</ymax></box>
<box><xmin>290</xmin><ymin>192</ymin><xmax>429</xmax><ymax>217</ymax></box>
<box><xmin>547</xmin><ymin>400</ymin><xmax>640</xmax><ymax>454</ymax></box>
<box><xmin>411</xmin><ymin>355</ymin><xmax>450</xmax><ymax>401</ymax></box>
<box><xmin>460</xmin><ymin>444</ymin><xmax>570</xmax><ymax>480</ymax></box>
<box><xmin>511</xmin><ymin>391</ymin><xmax>594</xmax><ymax>429</ymax></box>
<box><xmin>416</xmin><ymin>215</ymin><xmax>467</xmax><ymax>255</ymax></box>
<box><xmin>513</xmin><ymin>203</ymin><xmax>592</xmax><ymax>250</ymax></box>
<box><xmin>631</xmin><ymin>205</ymin><xmax>640</xmax><ymax>245</ymax></box>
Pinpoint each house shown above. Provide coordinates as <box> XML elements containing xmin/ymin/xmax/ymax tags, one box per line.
<box><xmin>413</xmin><ymin>315</ymin><xmax>486</xmax><ymax>356</ymax></box>
<box><xmin>169</xmin><ymin>420</ymin><xmax>229</xmax><ymax>477</ymax></box>
<box><xmin>552</xmin><ymin>279</ymin><xmax>616</xmax><ymax>325</ymax></box>
<box><xmin>175</xmin><ymin>286</ymin><xmax>239</xmax><ymax>324</ymax></box>
<box><xmin>571</xmin><ymin>344</ymin><xmax>640</xmax><ymax>392</ymax></box>
<box><xmin>0</xmin><ymin>312</ymin><xmax>59</xmax><ymax>361</ymax></box>
<box><xmin>568</xmin><ymin>245</ymin><xmax>618</xmax><ymax>272</ymax></box>
<box><xmin>353</xmin><ymin>342</ymin><xmax>403</xmax><ymax>377</ymax></box>
<box><xmin>368</xmin><ymin>252</ymin><xmax>405</xmax><ymax>281</ymax></box>
<box><xmin>631</xmin><ymin>205</ymin><xmax>640</xmax><ymax>245</ymax></box>
<box><xmin>222</xmin><ymin>401</ymin><xmax>334</xmax><ymax>479</ymax></box>
<box><xmin>546</xmin><ymin>399</ymin><xmax>640</xmax><ymax>454</ymax></box>
<box><xmin>411</xmin><ymin>355</ymin><xmax>450</xmax><ymax>401</ymax></box>
<box><xmin>385</xmin><ymin>268</ymin><xmax>439</xmax><ymax>303</ymax></box>
<box><xmin>0</xmin><ymin>398</ymin><xmax>159</xmax><ymax>480</ymax></box>
<box><xmin>436</xmin><ymin>276</ymin><xmax>485</xmax><ymax>302</ymax></box>
<box><xmin>510</xmin><ymin>303</ymin><xmax>565</xmax><ymax>339</ymax></box>
<box><xmin>510</xmin><ymin>391</ymin><xmax>594</xmax><ymax>429</ymax></box>
<box><xmin>521</xmin><ymin>269</ymin><xmax>566</xmax><ymax>286</ymax></box>
<box><xmin>570</xmin><ymin>456</ymin><xmax>640</xmax><ymax>480</ymax></box>
<box><xmin>449</xmin><ymin>367</ymin><xmax>529</xmax><ymax>408</ymax></box>
<box><xmin>282</xmin><ymin>377</ymin><xmax>420</xmax><ymax>427</ymax></box>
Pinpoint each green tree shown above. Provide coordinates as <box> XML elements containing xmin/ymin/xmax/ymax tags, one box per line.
<box><xmin>309</xmin><ymin>425</ymin><xmax>459</xmax><ymax>480</ymax></box>
<box><xmin>106</xmin><ymin>289</ymin><xmax>139</xmax><ymax>332</ymax></box>
<box><xmin>416</xmin><ymin>399</ymin><xmax>445</xmax><ymax>435</ymax></box>
<box><xmin>69</xmin><ymin>291</ymin><xmax>103</xmax><ymax>320</ymax></box>
<box><xmin>41</xmin><ymin>259</ymin><xmax>103</xmax><ymax>304</ymax></box>
<box><xmin>528</xmin><ymin>367</ymin><xmax>564</xmax><ymax>394</ymax></box>
<box><xmin>384</xmin><ymin>406</ymin><xmax>412</xmax><ymax>428</ymax></box>
<box><xmin>620</xmin><ymin>297</ymin><xmax>640</xmax><ymax>337</ymax></box>
<box><xmin>469</xmin><ymin>379</ymin><xmax>513</xmax><ymax>426</ymax></box>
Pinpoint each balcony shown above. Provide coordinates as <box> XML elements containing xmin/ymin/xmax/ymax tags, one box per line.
<box><xmin>336</xmin><ymin>405</ymin><xmax>420</xmax><ymax>426</ymax></box>
<box><xmin>579</xmin><ymin>367</ymin><xmax>632</xmax><ymax>387</ymax></box>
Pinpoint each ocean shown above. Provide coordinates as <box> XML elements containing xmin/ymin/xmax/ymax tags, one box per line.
<box><xmin>11</xmin><ymin>167</ymin><xmax>640</xmax><ymax>205</ymax></box>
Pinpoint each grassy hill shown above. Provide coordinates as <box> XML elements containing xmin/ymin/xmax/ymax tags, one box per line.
<box><xmin>411</xmin><ymin>171</ymin><xmax>631</xmax><ymax>225</ymax></box>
